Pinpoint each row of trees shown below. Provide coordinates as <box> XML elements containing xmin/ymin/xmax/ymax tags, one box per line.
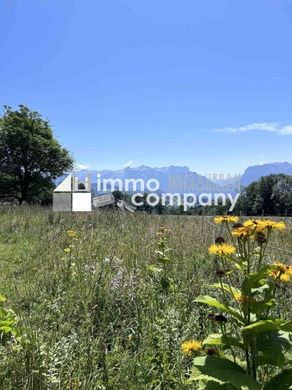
<box><xmin>1</xmin><ymin>105</ymin><xmax>291</xmax><ymax>215</ymax></box>
<box><xmin>114</xmin><ymin>174</ymin><xmax>292</xmax><ymax>216</ymax></box>
<box><xmin>235</xmin><ymin>174</ymin><xmax>292</xmax><ymax>216</ymax></box>
<box><xmin>177</xmin><ymin>175</ymin><xmax>292</xmax><ymax>216</ymax></box>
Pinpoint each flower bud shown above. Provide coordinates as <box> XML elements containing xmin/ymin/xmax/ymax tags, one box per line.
<box><xmin>214</xmin><ymin>314</ymin><xmax>227</xmax><ymax>323</ymax></box>
<box><xmin>206</xmin><ymin>348</ymin><xmax>217</xmax><ymax>356</ymax></box>
<box><xmin>215</xmin><ymin>237</ymin><xmax>225</xmax><ymax>245</ymax></box>
<box><xmin>216</xmin><ymin>269</ymin><xmax>226</xmax><ymax>277</ymax></box>
<box><xmin>255</xmin><ymin>232</ymin><xmax>266</xmax><ymax>244</ymax></box>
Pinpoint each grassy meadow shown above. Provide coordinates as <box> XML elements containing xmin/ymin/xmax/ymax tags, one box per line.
<box><xmin>0</xmin><ymin>207</ymin><xmax>291</xmax><ymax>389</ymax></box>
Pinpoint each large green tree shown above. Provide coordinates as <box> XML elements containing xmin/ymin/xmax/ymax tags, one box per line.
<box><xmin>235</xmin><ymin>174</ymin><xmax>292</xmax><ymax>216</ymax></box>
<box><xmin>0</xmin><ymin>105</ymin><xmax>73</xmax><ymax>204</ymax></box>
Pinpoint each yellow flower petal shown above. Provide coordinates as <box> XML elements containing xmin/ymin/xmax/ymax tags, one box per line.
<box><xmin>214</xmin><ymin>216</ymin><xmax>239</xmax><ymax>224</ymax></box>
<box><xmin>208</xmin><ymin>244</ymin><xmax>236</xmax><ymax>256</ymax></box>
<box><xmin>181</xmin><ymin>340</ymin><xmax>202</xmax><ymax>355</ymax></box>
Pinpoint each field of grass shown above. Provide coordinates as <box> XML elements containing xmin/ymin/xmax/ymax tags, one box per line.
<box><xmin>0</xmin><ymin>207</ymin><xmax>291</xmax><ymax>389</ymax></box>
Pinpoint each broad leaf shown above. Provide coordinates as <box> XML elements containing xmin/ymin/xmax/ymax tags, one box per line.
<box><xmin>242</xmin><ymin>320</ymin><xmax>286</xmax><ymax>336</ymax></box>
<box><xmin>249</xmin><ymin>299</ymin><xmax>275</xmax><ymax>315</ymax></box>
<box><xmin>203</xmin><ymin>333</ymin><xmax>244</xmax><ymax>350</ymax></box>
<box><xmin>241</xmin><ymin>267</ymin><xmax>272</xmax><ymax>295</ymax></box>
<box><xmin>212</xmin><ymin>283</ymin><xmax>241</xmax><ymax>296</ymax></box>
<box><xmin>195</xmin><ymin>295</ymin><xmax>245</xmax><ymax>323</ymax></box>
<box><xmin>190</xmin><ymin>356</ymin><xmax>261</xmax><ymax>390</ymax></box>
<box><xmin>198</xmin><ymin>380</ymin><xmax>236</xmax><ymax>389</ymax></box>
<box><xmin>264</xmin><ymin>369</ymin><xmax>292</xmax><ymax>389</ymax></box>
<box><xmin>281</xmin><ymin>320</ymin><xmax>292</xmax><ymax>332</ymax></box>
<box><xmin>256</xmin><ymin>331</ymin><xmax>292</xmax><ymax>367</ymax></box>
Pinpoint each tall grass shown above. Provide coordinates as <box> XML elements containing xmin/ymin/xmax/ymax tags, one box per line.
<box><xmin>0</xmin><ymin>207</ymin><xmax>291</xmax><ymax>389</ymax></box>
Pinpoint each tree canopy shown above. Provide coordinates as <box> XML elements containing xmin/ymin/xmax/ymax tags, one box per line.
<box><xmin>236</xmin><ymin>174</ymin><xmax>292</xmax><ymax>216</ymax></box>
<box><xmin>0</xmin><ymin>105</ymin><xmax>73</xmax><ymax>204</ymax></box>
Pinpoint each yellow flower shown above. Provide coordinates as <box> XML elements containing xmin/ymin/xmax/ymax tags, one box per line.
<box><xmin>181</xmin><ymin>340</ymin><xmax>202</xmax><ymax>356</ymax></box>
<box><xmin>257</xmin><ymin>220</ymin><xmax>285</xmax><ymax>231</ymax></box>
<box><xmin>274</xmin><ymin>261</ymin><xmax>289</xmax><ymax>273</ymax></box>
<box><xmin>232</xmin><ymin>227</ymin><xmax>251</xmax><ymax>239</ymax></box>
<box><xmin>278</xmin><ymin>273</ymin><xmax>290</xmax><ymax>282</ymax></box>
<box><xmin>243</xmin><ymin>220</ymin><xmax>263</xmax><ymax>233</ymax></box>
<box><xmin>157</xmin><ymin>226</ymin><xmax>171</xmax><ymax>237</ymax></box>
<box><xmin>234</xmin><ymin>292</ymin><xmax>253</xmax><ymax>304</ymax></box>
<box><xmin>243</xmin><ymin>219</ymin><xmax>285</xmax><ymax>233</ymax></box>
<box><xmin>270</xmin><ymin>261</ymin><xmax>292</xmax><ymax>282</ymax></box>
<box><xmin>208</xmin><ymin>243</ymin><xmax>236</xmax><ymax>256</ymax></box>
<box><xmin>234</xmin><ymin>292</ymin><xmax>243</xmax><ymax>302</ymax></box>
<box><xmin>67</xmin><ymin>229</ymin><xmax>78</xmax><ymax>238</ymax></box>
<box><xmin>270</xmin><ymin>221</ymin><xmax>286</xmax><ymax>231</ymax></box>
<box><xmin>64</xmin><ymin>248</ymin><xmax>71</xmax><ymax>253</ymax></box>
<box><xmin>214</xmin><ymin>216</ymin><xmax>239</xmax><ymax>224</ymax></box>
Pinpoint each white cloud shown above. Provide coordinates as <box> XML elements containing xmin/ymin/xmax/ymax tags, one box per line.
<box><xmin>75</xmin><ymin>162</ymin><xmax>91</xmax><ymax>170</ymax></box>
<box><xmin>216</xmin><ymin>122</ymin><xmax>292</xmax><ymax>135</ymax></box>
<box><xmin>123</xmin><ymin>160</ymin><xmax>134</xmax><ymax>168</ymax></box>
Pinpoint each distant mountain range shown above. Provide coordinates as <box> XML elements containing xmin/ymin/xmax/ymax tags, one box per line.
<box><xmin>240</xmin><ymin>162</ymin><xmax>292</xmax><ymax>186</ymax></box>
<box><xmin>66</xmin><ymin>162</ymin><xmax>292</xmax><ymax>195</ymax></box>
<box><xmin>76</xmin><ymin>166</ymin><xmax>223</xmax><ymax>194</ymax></box>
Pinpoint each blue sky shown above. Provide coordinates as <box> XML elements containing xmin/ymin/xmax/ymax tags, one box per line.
<box><xmin>1</xmin><ymin>0</ymin><xmax>292</xmax><ymax>175</ymax></box>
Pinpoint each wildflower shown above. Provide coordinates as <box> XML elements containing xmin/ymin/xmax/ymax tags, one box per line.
<box><xmin>233</xmin><ymin>292</ymin><xmax>241</xmax><ymax>302</ymax></box>
<box><xmin>272</xmin><ymin>221</ymin><xmax>286</xmax><ymax>231</ymax></box>
<box><xmin>216</xmin><ymin>269</ymin><xmax>226</xmax><ymax>277</ymax></box>
<box><xmin>233</xmin><ymin>292</ymin><xmax>253</xmax><ymax>304</ymax></box>
<box><xmin>233</xmin><ymin>220</ymin><xmax>269</xmax><ymax>237</ymax></box>
<box><xmin>274</xmin><ymin>261</ymin><xmax>291</xmax><ymax>273</ymax></box>
<box><xmin>270</xmin><ymin>261</ymin><xmax>292</xmax><ymax>282</ymax></box>
<box><xmin>181</xmin><ymin>340</ymin><xmax>202</xmax><ymax>356</ymax></box>
<box><xmin>255</xmin><ymin>232</ymin><xmax>267</xmax><ymax>245</ymax></box>
<box><xmin>260</xmin><ymin>220</ymin><xmax>285</xmax><ymax>231</ymax></box>
<box><xmin>233</xmin><ymin>222</ymin><xmax>244</xmax><ymax>229</ymax></box>
<box><xmin>232</xmin><ymin>226</ymin><xmax>251</xmax><ymax>239</ymax></box>
<box><xmin>157</xmin><ymin>226</ymin><xmax>171</xmax><ymax>234</ymax></box>
<box><xmin>215</xmin><ymin>237</ymin><xmax>225</xmax><ymax>245</ymax></box>
<box><xmin>243</xmin><ymin>219</ymin><xmax>258</xmax><ymax>228</ymax></box>
<box><xmin>232</xmin><ymin>219</ymin><xmax>271</xmax><ymax>240</ymax></box>
<box><xmin>64</xmin><ymin>248</ymin><xmax>71</xmax><ymax>253</ymax></box>
<box><xmin>257</xmin><ymin>220</ymin><xmax>285</xmax><ymax>231</ymax></box>
<box><xmin>206</xmin><ymin>348</ymin><xmax>218</xmax><ymax>356</ymax></box>
<box><xmin>156</xmin><ymin>226</ymin><xmax>171</xmax><ymax>238</ymax></box>
<box><xmin>214</xmin><ymin>216</ymin><xmax>239</xmax><ymax>224</ymax></box>
<box><xmin>67</xmin><ymin>230</ymin><xmax>77</xmax><ymax>239</ymax></box>
<box><xmin>277</xmin><ymin>273</ymin><xmax>290</xmax><ymax>282</ymax></box>
<box><xmin>243</xmin><ymin>220</ymin><xmax>266</xmax><ymax>234</ymax></box>
<box><xmin>208</xmin><ymin>244</ymin><xmax>236</xmax><ymax>256</ymax></box>
<box><xmin>244</xmin><ymin>219</ymin><xmax>285</xmax><ymax>233</ymax></box>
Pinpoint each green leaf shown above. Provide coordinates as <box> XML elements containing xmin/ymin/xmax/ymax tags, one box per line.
<box><xmin>147</xmin><ymin>265</ymin><xmax>162</xmax><ymax>274</ymax></box>
<box><xmin>249</xmin><ymin>299</ymin><xmax>275</xmax><ymax>315</ymax></box>
<box><xmin>203</xmin><ymin>334</ymin><xmax>225</xmax><ymax>346</ymax></box>
<box><xmin>281</xmin><ymin>320</ymin><xmax>292</xmax><ymax>332</ymax></box>
<box><xmin>198</xmin><ymin>380</ymin><xmax>236</xmax><ymax>389</ymax></box>
<box><xmin>203</xmin><ymin>333</ymin><xmax>244</xmax><ymax>350</ymax></box>
<box><xmin>256</xmin><ymin>331</ymin><xmax>292</xmax><ymax>367</ymax></box>
<box><xmin>195</xmin><ymin>295</ymin><xmax>245</xmax><ymax>324</ymax></box>
<box><xmin>189</xmin><ymin>356</ymin><xmax>260</xmax><ymax>389</ymax></box>
<box><xmin>195</xmin><ymin>295</ymin><xmax>227</xmax><ymax>310</ymax></box>
<box><xmin>242</xmin><ymin>320</ymin><xmax>286</xmax><ymax>336</ymax></box>
<box><xmin>251</xmin><ymin>284</ymin><xmax>270</xmax><ymax>294</ymax></box>
<box><xmin>212</xmin><ymin>283</ymin><xmax>241</xmax><ymax>296</ymax></box>
<box><xmin>264</xmin><ymin>369</ymin><xmax>292</xmax><ymax>389</ymax></box>
<box><xmin>241</xmin><ymin>267</ymin><xmax>271</xmax><ymax>295</ymax></box>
